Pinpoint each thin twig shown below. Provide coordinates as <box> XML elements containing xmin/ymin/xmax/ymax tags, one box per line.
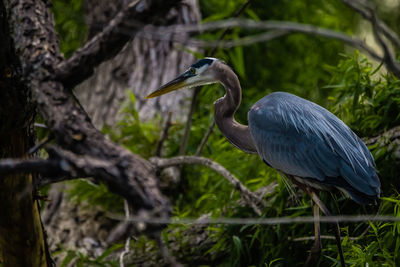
<box><xmin>155</xmin><ymin>235</ymin><xmax>183</xmax><ymax>267</ymax></box>
<box><xmin>291</xmin><ymin>235</ymin><xmax>358</xmax><ymax>242</ymax></box>
<box><xmin>130</xmin><ymin>20</ymin><xmax>382</xmax><ymax>62</ymax></box>
<box><xmin>208</xmin><ymin>0</ymin><xmax>253</xmax><ymax>55</ymax></box>
<box><xmin>119</xmin><ymin>200</ymin><xmax>131</xmax><ymax>267</ymax></box>
<box><xmin>29</xmin><ymin>134</ymin><xmax>54</xmax><ymax>155</ymax></box>
<box><xmin>341</xmin><ymin>0</ymin><xmax>400</xmax><ymax>77</ymax></box>
<box><xmin>195</xmin><ymin>120</ymin><xmax>216</xmax><ymax>156</ymax></box>
<box><xmin>156</xmin><ymin>112</ymin><xmax>173</xmax><ymax>157</ymax></box>
<box><xmin>54</xmin><ymin>0</ymin><xmax>180</xmax><ymax>89</ymax></box>
<box><xmin>34</xmin><ymin>123</ymin><xmax>48</xmax><ymax>129</ymax></box>
<box><xmin>341</xmin><ymin>0</ymin><xmax>400</xmax><ymax>49</ymax></box>
<box><xmin>150</xmin><ymin>156</ymin><xmax>266</xmax><ymax>215</ymax></box>
<box><xmin>108</xmin><ymin>214</ymin><xmax>399</xmax><ymax>225</ymax></box>
<box><xmin>179</xmin><ymin>89</ymin><xmax>199</xmax><ymax>155</ymax></box>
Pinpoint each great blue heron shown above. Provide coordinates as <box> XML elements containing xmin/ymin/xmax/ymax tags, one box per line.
<box><xmin>146</xmin><ymin>58</ymin><xmax>381</xmax><ymax>266</ymax></box>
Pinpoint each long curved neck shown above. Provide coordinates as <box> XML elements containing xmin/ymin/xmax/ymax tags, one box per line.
<box><xmin>213</xmin><ymin>65</ymin><xmax>257</xmax><ymax>154</ymax></box>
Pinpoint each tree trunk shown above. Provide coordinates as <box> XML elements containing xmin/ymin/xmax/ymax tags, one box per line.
<box><xmin>0</xmin><ymin>2</ymin><xmax>47</xmax><ymax>265</ymax></box>
<box><xmin>0</xmin><ymin>131</ymin><xmax>48</xmax><ymax>267</ymax></box>
<box><xmin>77</xmin><ymin>0</ymin><xmax>201</xmax><ymax>127</ymax></box>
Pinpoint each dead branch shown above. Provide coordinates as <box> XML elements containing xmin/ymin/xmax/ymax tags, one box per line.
<box><xmin>342</xmin><ymin>0</ymin><xmax>400</xmax><ymax>77</ymax></box>
<box><xmin>0</xmin><ymin>158</ymin><xmax>62</xmax><ymax>177</ymax></box>
<box><xmin>119</xmin><ymin>200</ymin><xmax>131</xmax><ymax>267</ymax></box>
<box><xmin>4</xmin><ymin>0</ymin><xmax>176</xmax><ymax>226</ymax></box>
<box><xmin>54</xmin><ymin>0</ymin><xmax>181</xmax><ymax>89</ymax></box>
<box><xmin>179</xmin><ymin>89</ymin><xmax>198</xmax><ymax>155</ymax></box>
<box><xmin>109</xmin><ymin>214</ymin><xmax>400</xmax><ymax>225</ymax></box>
<box><xmin>290</xmin><ymin>235</ymin><xmax>358</xmax><ymax>242</ymax></box>
<box><xmin>341</xmin><ymin>0</ymin><xmax>400</xmax><ymax>50</ymax></box>
<box><xmin>195</xmin><ymin>120</ymin><xmax>215</xmax><ymax>156</ymax></box>
<box><xmin>155</xmin><ymin>235</ymin><xmax>184</xmax><ymax>267</ymax></box>
<box><xmin>364</xmin><ymin>126</ymin><xmax>400</xmax><ymax>159</ymax></box>
<box><xmin>150</xmin><ymin>156</ymin><xmax>266</xmax><ymax>215</ymax></box>
<box><xmin>131</xmin><ymin>19</ymin><xmax>382</xmax><ymax>62</ymax></box>
<box><xmin>156</xmin><ymin>112</ymin><xmax>173</xmax><ymax>157</ymax></box>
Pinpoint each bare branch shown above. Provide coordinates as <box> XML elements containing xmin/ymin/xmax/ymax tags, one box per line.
<box><xmin>54</xmin><ymin>0</ymin><xmax>180</xmax><ymax>89</ymax></box>
<box><xmin>130</xmin><ymin>19</ymin><xmax>382</xmax><ymax>62</ymax></box>
<box><xmin>189</xmin><ymin>30</ymin><xmax>290</xmax><ymax>49</ymax></box>
<box><xmin>150</xmin><ymin>156</ymin><xmax>266</xmax><ymax>215</ymax></box>
<box><xmin>108</xmin><ymin>214</ymin><xmax>400</xmax><ymax>225</ymax></box>
<box><xmin>156</xmin><ymin>112</ymin><xmax>173</xmax><ymax>157</ymax></box>
<box><xmin>4</xmin><ymin>0</ymin><xmax>171</xmax><ymax>221</ymax></box>
<box><xmin>119</xmin><ymin>200</ymin><xmax>131</xmax><ymax>267</ymax></box>
<box><xmin>155</xmin><ymin>235</ymin><xmax>184</xmax><ymax>267</ymax></box>
<box><xmin>195</xmin><ymin>120</ymin><xmax>216</xmax><ymax>156</ymax></box>
<box><xmin>179</xmin><ymin>89</ymin><xmax>199</xmax><ymax>155</ymax></box>
<box><xmin>29</xmin><ymin>134</ymin><xmax>54</xmax><ymax>155</ymax></box>
<box><xmin>340</xmin><ymin>0</ymin><xmax>400</xmax><ymax>77</ymax></box>
<box><xmin>291</xmin><ymin>235</ymin><xmax>358</xmax><ymax>242</ymax></box>
<box><xmin>364</xmin><ymin>126</ymin><xmax>400</xmax><ymax>159</ymax></box>
<box><xmin>341</xmin><ymin>0</ymin><xmax>400</xmax><ymax>49</ymax></box>
<box><xmin>0</xmin><ymin>158</ymin><xmax>62</xmax><ymax>176</ymax></box>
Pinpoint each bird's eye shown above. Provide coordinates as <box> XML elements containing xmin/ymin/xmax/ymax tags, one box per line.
<box><xmin>189</xmin><ymin>67</ymin><xmax>196</xmax><ymax>75</ymax></box>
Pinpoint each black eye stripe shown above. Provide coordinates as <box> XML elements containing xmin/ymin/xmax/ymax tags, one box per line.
<box><xmin>191</xmin><ymin>58</ymin><xmax>214</xmax><ymax>68</ymax></box>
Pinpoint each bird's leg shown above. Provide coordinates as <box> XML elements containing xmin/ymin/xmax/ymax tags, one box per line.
<box><xmin>309</xmin><ymin>191</ymin><xmax>345</xmax><ymax>267</ymax></box>
<box><xmin>304</xmin><ymin>201</ymin><xmax>322</xmax><ymax>266</ymax></box>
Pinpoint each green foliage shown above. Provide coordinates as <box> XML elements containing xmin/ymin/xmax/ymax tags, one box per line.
<box><xmin>325</xmin><ymin>52</ymin><xmax>400</xmax><ymax>137</ymax></box>
<box><xmin>337</xmin><ymin>195</ymin><xmax>400</xmax><ymax>267</ymax></box>
<box><xmin>59</xmin><ymin>52</ymin><xmax>400</xmax><ymax>266</ymax></box>
<box><xmin>51</xmin><ymin>0</ymin><xmax>400</xmax><ymax>266</ymax></box>
<box><xmin>324</xmin><ymin>52</ymin><xmax>400</xmax><ymax>191</ymax></box>
<box><xmin>103</xmin><ymin>92</ymin><xmax>161</xmax><ymax>158</ymax></box>
<box><xmin>199</xmin><ymin>0</ymin><xmax>357</xmax><ymax>122</ymax></box>
<box><xmin>65</xmin><ymin>180</ymin><xmax>124</xmax><ymax>214</ymax></box>
<box><xmin>57</xmin><ymin>244</ymin><xmax>123</xmax><ymax>267</ymax></box>
<box><xmin>52</xmin><ymin>0</ymin><xmax>87</xmax><ymax>57</ymax></box>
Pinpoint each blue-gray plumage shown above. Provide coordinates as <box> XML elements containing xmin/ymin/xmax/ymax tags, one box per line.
<box><xmin>248</xmin><ymin>92</ymin><xmax>380</xmax><ymax>204</ymax></box>
<box><xmin>146</xmin><ymin>57</ymin><xmax>381</xmax><ymax>265</ymax></box>
<box><xmin>147</xmin><ymin>57</ymin><xmax>381</xmax><ymax>204</ymax></box>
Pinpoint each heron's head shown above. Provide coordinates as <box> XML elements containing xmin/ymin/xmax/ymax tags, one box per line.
<box><xmin>146</xmin><ymin>57</ymin><xmax>221</xmax><ymax>99</ymax></box>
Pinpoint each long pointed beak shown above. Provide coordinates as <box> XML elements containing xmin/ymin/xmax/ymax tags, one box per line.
<box><xmin>146</xmin><ymin>75</ymin><xmax>188</xmax><ymax>99</ymax></box>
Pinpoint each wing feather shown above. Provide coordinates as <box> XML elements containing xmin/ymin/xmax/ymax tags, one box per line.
<box><xmin>248</xmin><ymin>92</ymin><xmax>380</xmax><ymax>202</ymax></box>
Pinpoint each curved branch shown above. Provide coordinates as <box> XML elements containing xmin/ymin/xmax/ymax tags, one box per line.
<box><xmin>341</xmin><ymin>0</ymin><xmax>400</xmax><ymax>50</ymax></box>
<box><xmin>4</xmin><ymin>0</ymin><xmax>172</xmax><ymax>221</ymax></box>
<box><xmin>150</xmin><ymin>156</ymin><xmax>267</xmax><ymax>215</ymax></box>
<box><xmin>54</xmin><ymin>0</ymin><xmax>180</xmax><ymax>89</ymax></box>
<box><xmin>365</xmin><ymin>126</ymin><xmax>400</xmax><ymax>159</ymax></box>
<box><xmin>130</xmin><ymin>19</ymin><xmax>382</xmax><ymax>62</ymax></box>
<box><xmin>123</xmin><ymin>17</ymin><xmax>400</xmax><ymax>77</ymax></box>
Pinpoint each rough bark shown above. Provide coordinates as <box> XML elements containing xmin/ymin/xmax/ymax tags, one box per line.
<box><xmin>0</xmin><ymin>1</ymin><xmax>47</xmax><ymax>265</ymax></box>
<box><xmin>77</xmin><ymin>0</ymin><xmax>200</xmax><ymax>127</ymax></box>
<box><xmin>41</xmin><ymin>184</ymin><xmax>119</xmax><ymax>263</ymax></box>
<box><xmin>0</xmin><ymin>0</ymin><xmax>182</xmax><ymax>264</ymax></box>
<box><xmin>0</xmin><ymin>131</ymin><xmax>48</xmax><ymax>267</ymax></box>
<box><xmin>40</xmin><ymin>0</ymin><xmax>201</xmax><ymax>263</ymax></box>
